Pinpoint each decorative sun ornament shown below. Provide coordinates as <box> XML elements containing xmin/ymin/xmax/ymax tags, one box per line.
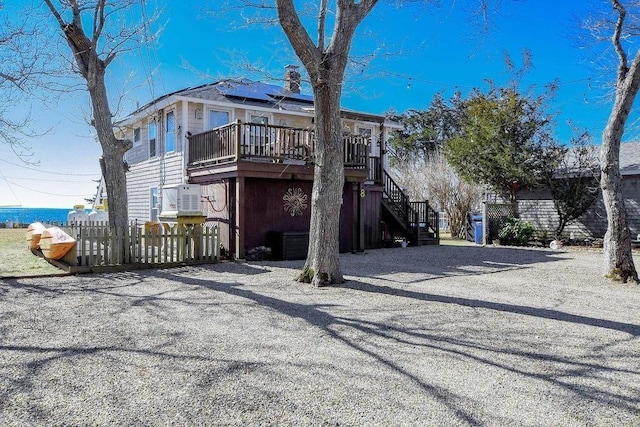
<box><xmin>283</xmin><ymin>188</ymin><xmax>308</xmax><ymax>217</ymax></box>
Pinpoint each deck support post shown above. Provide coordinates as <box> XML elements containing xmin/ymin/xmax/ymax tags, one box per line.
<box><xmin>356</xmin><ymin>183</ymin><xmax>365</xmax><ymax>252</ymax></box>
<box><xmin>233</xmin><ymin>176</ymin><xmax>245</xmax><ymax>260</ymax></box>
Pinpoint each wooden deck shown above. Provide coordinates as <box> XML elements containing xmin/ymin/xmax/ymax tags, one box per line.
<box><xmin>187</xmin><ymin>120</ymin><xmax>375</xmax><ymax>181</ymax></box>
<box><xmin>186</xmin><ymin>120</ymin><xmax>439</xmax><ymax>248</ymax></box>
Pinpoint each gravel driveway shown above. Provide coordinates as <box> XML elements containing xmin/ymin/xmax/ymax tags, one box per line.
<box><xmin>1</xmin><ymin>244</ymin><xmax>639</xmax><ymax>426</ymax></box>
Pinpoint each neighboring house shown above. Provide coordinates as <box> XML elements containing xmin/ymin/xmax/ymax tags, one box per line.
<box><xmin>518</xmin><ymin>141</ymin><xmax>640</xmax><ymax>240</ymax></box>
<box><xmin>116</xmin><ymin>66</ymin><xmax>439</xmax><ymax>258</ymax></box>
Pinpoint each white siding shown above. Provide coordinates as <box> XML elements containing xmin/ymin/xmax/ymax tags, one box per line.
<box><xmin>120</xmin><ymin>89</ymin><xmax>395</xmax><ymax>224</ymax></box>
<box><xmin>123</xmin><ymin>118</ymin><xmax>151</xmax><ymax>165</ymax></box>
<box><xmin>273</xmin><ymin>113</ymin><xmax>312</xmax><ymax>128</ymax></box>
<box><xmin>187</xmin><ymin>102</ymin><xmax>205</xmax><ymax>134</ymax></box>
<box><xmin>126</xmin><ymin>155</ymin><xmax>184</xmax><ymax>222</ymax></box>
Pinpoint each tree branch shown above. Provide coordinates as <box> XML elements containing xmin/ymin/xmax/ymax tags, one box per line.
<box><xmin>93</xmin><ymin>0</ymin><xmax>107</xmax><ymax>47</ymax></box>
<box><xmin>42</xmin><ymin>0</ymin><xmax>66</xmax><ymax>28</ymax></box>
<box><xmin>612</xmin><ymin>0</ymin><xmax>629</xmax><ymax>82</ymax></box>
<box><xmin>275</xmin><ymin>0</ymin><xmax>321</xmax><ymax>76</ymax></box>
<box><xmin>328</xmin><ymin>0</ymin><xmax>378</xmax><ymax>68</ymax></box>
<box><xmin>318</xmin><ymin>0</ymin><xmax>327</xmax><ymax>49</ymax></box>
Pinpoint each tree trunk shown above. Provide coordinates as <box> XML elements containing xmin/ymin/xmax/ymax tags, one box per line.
<box><xmin>300</xmin><ymin>73</ymin><xmax>345</xmax><ymax>286</ymax></box>
<box><xmin>598</xmin><ymin>0</ymin><xmax>640</xmax><ymax>284</ymax></box>
<box><xmin>601</xmin><ymin>115</ymin><xmax>638</xmax><ymax>283</ymax></box>
<box><xmin>554</xmin><ymin>219</ymin><xmax>567</xmax><ymax>241</ymax></box>
<box><xmin>88</xmin><ymin>68</ymin><xmax>131</xmax><ymax>230</ymax></box>
<box><xmin>276</xmin><ymin>0</ymin><xmax>377</xmax><ymax>286</ymax></box>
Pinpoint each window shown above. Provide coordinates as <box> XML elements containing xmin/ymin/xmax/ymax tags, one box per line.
<box><xmin>348</xmin><ymin>126</ymin><xmax>373</xmax><ymax>164</ymax></box>
<box><xmin>166</xmin><ymin>111</ymin><xmax>175</xmax><ymax>153</ymax></box>
<box><xmin>133</xmin><ymin>127</ymin><xmax>141</xmax><ymax>146</ymax></box>
<box><xmin>248</xmin><ymin>114</ymin><xmax>270</xmax><ymax>156</ymax></box>
<box><xmin>357</xmin><ymin>126</ymin><xmax>373</xmax><ymax>140</ymax></box>
<box><xmin>208</xmin><ymin>109</ymin><xmax>230</xmax><ymax>130</ymax></box>
<box><xmin>357</xmin><ymin>126</ymin><xmax>375</xmax><ymax>153</ymax></box>
<box><xmin>150</xmin><ymin>187</ymin><xmax>159</xmax><ymax>221</ymax></box>
<box><xmin>250</xmin><ymin>114</ymin><xmax>269</xmax><ymax>125</ymax></box>
<box><xmin>148</xmin><ymin>120</ymin><xmax>157</xmax><ymax>158</ymax></box>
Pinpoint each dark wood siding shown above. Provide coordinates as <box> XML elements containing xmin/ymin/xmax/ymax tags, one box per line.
<box><xmin>243</xmin><ymin>179</ymin><xmax>313</xmax><ymax>250</ymax></box>
<box><xmin>363</xmin><ymin>184</ymin><xmax>383</xmax><ymax>248</ymax></box>
<box><xmin>241</xmin><ymin>179</ymin><xmax>357</xmax><ymax>254</ymax></box>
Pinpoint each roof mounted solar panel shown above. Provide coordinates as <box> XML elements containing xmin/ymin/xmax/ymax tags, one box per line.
<box><xmin>217</xmin><ymin>80</ymin><xmax>273</xmax><ymax>102</ymax></box>
<box><xmin>218</xmin><ymin>86</ymin><xmax>272</xmax><ymax>102</ymax></box>
<box><xmin>217</xmin><ymin>79</ymin><xmax>315</xmax><ymax>104</ymax></box>
<box><xmin>268</xmin><ymin>90</ymin><xmax>314</xmax><ymax>103</ymax></box>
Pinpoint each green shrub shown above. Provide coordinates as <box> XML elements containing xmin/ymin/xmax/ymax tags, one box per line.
<box><xmin>498</xmin><ymin>218</ymin><xmax>536</xmax><ymax>246</ymax></box>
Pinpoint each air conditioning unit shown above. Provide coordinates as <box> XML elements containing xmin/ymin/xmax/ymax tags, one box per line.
<box><xmin>160</xmin><ymin>184</ymin><xmax>202</xmax><ymax>219</ymax></box>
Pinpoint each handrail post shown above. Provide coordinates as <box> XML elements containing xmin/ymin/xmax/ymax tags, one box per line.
<box><xmin>365</xmin><ymin>141</ymin><xmax>370</xmax><ymax>172</ymax></box>
<box><xmin>235</xmin><ymin>119</ymin><xmax>242</xmax><ymax>161</ymax></box>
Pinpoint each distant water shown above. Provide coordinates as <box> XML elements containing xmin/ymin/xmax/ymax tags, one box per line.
<box><xmin>0</xmin><ymin>207</ymin><xmax>90</xmax><ymax>226</ymax></box>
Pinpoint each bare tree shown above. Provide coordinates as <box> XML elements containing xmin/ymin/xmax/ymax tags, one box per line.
<box><xmin>271</xmin><ymin>0</ymin><xmax>378</xmax><ymax>286</ymax></box>
<box><xmin>394</xmin><ymin>153</ymin><xmax>483</xmax><ymax>239</ymax></box>
<box><xmin>594</xmin><ymin>0</ymin><xmax>640</xmax><ymax>283</ymax></box>
<box><xmin>0</xmin><ymin>1</ymin><xmax>55</xmax><ymax>161</ymax></box>
<box><xmin>542</xmin><ymin>131</ymin><xmax>600</xmax><ymax>240</ymax></box>
<box><xmin>221</xmin><ymin>0</ymin><xmax>491</xmax><ymax>285</ymax></box>
<box><xmin>42</xmin><ymin>0</ymin><xmax>152</xmax><ymax>229</ymax></box>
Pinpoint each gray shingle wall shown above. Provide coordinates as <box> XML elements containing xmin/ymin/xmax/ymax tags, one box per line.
<box><xmin>518</xmin><ymin>175</ymin><xmax>639</xmax><ymax>240</ymax></box>
<box><xmin>620</xmin><ymin>142</ymin><xmax>640</xmax><ymax>174</ymax></box>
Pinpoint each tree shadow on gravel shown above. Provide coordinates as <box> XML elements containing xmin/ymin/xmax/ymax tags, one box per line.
<box><xmin>336</xmin><ymin>244</ymin><xmax>569</xmax><ymax>283</ymax></box>
<box><xmin>0</xmin><ymin>268</ymin><xmax>278</xmax><ymax>423</ymax></box>
<box><xmin>325</xmin><ymin>302</ymin><xmax>640</xmax><ymax>416</ymax></box>
<box><xmin>2</xmin><ymin>249</ymin><xmax>638</xmax><ymax>424</ymax></box>
<box><xmin>0</xmin><ymin>341</ymin><xmax>261</xmax><ymax>422</ymax></box>
<box><xmin>153</xmin><ymin>267</ymin><xmax>640</xmax><ymax>423</ymax></box>
<box><xmin>152</xmin><ymin>270</ymin><xmax>485</xmax><ymax>425</ymax></box>
<box><xmin>336</xmin><ymin>279</ymin><xmax>640</xmax><ymax>336</ymax></box>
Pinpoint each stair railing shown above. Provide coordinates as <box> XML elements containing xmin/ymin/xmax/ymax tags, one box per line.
<box><xmin>383</xmin><ymin>169</ymin><xmax>439</xmax><ymax>242</ymax></box>
<box><xmin>409</xmin><ymin>201</ymin><xmax>440</xmax><ymax>241</ymax></box>
<box><xmin>382</xmin><ymin>170</ymin><xmax>412</xmax><ymax>224</ymax></box>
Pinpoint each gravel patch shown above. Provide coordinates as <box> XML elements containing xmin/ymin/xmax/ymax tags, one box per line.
<box><xmin>1</xmin><ymin>245</ymin><xmax>639</xmax><ymax>426</ymax></box>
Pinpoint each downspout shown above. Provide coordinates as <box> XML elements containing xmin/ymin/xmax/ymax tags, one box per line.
<box><xmin>379</xmin><ymin>120</ymin><xmax>385</xmax><ymax>181</ymax></box>
<box><xmin>157</xmin><ymin>110</ymin><xmax>165</xmax><ymax>216</ymax></box>
<box><xmin>181</xmin><ymin>101</ymin><xmax>190</xmax><ymax>184</ymax></box>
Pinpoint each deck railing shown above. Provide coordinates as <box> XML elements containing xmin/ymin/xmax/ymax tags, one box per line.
<box><xmin>56</xmin><ymin>222</ymin><xmax>219</xmax><ymax>270</ymax></box>
<box><xmin>188</xmin><ymin>120</ymin><xmax>370</xmax><ymax>169</ymax></box>
<box><xmin>368</xmin><ymin>156</ymin><xmax>383</xmax><ymax>183</ymax></box>
<box><xmin>188</xmin><ymin>123</ymin><xmax>240</xmax><ymax>165</ymax></box>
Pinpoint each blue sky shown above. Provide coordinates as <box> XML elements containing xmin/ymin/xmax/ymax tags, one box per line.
<box><xmin>0</xmin><ymin>0</ymin><xmax>627</xmax><ymax>208</ymax></box>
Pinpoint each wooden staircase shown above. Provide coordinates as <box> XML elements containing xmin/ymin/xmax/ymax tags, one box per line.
<box><xmin>381</xmin><ymin>170</ymin><xmax>439</xmax><ymax>246</ymax></box>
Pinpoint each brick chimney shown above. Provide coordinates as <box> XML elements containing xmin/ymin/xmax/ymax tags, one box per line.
<box><xmin>284</xmin><ymin>65</ymin><xmax>301</xmax><ymax>94</ymax></box>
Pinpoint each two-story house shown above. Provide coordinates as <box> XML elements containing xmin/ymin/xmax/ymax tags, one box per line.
<box><xmin>116</xmin><ymin>66</ymin><xmax>439</xmax><ymax>259</ymax></box>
